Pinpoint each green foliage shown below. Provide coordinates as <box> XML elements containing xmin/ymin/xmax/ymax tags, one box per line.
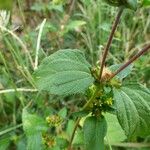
<box><xmin>52</xmin><ymin>0</ymin><xmax>66</xmax><ymax>5</ymax></box>
<box><xmin>113</xmin><ymin>84</ymin><xmax>150</xmax><ymax>139</ymax></box>
<box><xmin>63</xmin><ymin>20</ymin><xmax>86</xmax><ymax>34</ymax></box>
<box><xmin>58</xmin><ymin>107</ymin><xmax>67</xmax><ymax>119</ymax></box>
<box><xmin>55</xmin><ymin>137</ymin><xmax>68</xmax><ymax>149</ymax></box>
<box><xmin>0</xmin><ymin>137</ymin><xmax>9</xmax><ymax>150</ymax></box>
<box><xmin>34</xmin><ymin>49</ymin><xmax>94</xmax><ymax>95</ymax></box>
<box><xmin>73</xmin><ymin>131</ymin><xmax>84</xmax><ymax>146</ymax></box>
<box><xmin>31</xmin><ymin>2</ymin><xmax>63</xmax><ymax>12</ymax></box>
<box><xmin>105</xmin><ymin>113</ymin><xmax>126</xmax><ymax>143</ymax></box>
<box><xmin>0</xmin><ymin>0</ymin><xmax>150</xmax><ymax>150</ymax></box>
<box><xmin>0</xmin><ymin>0</ymin><xmax>13</xmax><ymax>10</ymax></box>
<box><xmin>22</xmin><ymin>109</ymin><xmax>48</xmax><ymax>150</ymax></box>
<box><xmin>104</xmin><ymin>0</ymin><xmax>138</xmax><ymax>10</ymax></box>
<box><xmin>127</xmin><ymin>0</ymin><xmax>138</xmax><ymax>10</ymax></box>
<box><xmin>142</xmin><ymin>0</ymin><xmax>150</xmax><ymax>7</ymax></box>
<box><xmin>83</xmin><ymin>116</ymin><xmax>107</xmax><ymax>150</ymax></box>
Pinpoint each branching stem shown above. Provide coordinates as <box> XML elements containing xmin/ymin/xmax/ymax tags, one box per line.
<box><xmin>109</xmin><ymin>44</ymin><xmax>150</xmax><ymax>80</ymax></box>
<box><xmin>99</xmin><ymin>7</ymin><xmax>124</xmax><ymax>81</ymax></box>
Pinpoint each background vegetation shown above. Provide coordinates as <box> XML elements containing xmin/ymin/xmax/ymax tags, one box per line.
<box><xmin>0</xmin><ymin>0</ymin><xmax>150</xmax><ymax>150</ymax></box>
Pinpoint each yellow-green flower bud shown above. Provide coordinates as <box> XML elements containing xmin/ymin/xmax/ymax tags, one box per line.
<box><xmin>46</xmin><ymin>115</ymin><xmax>63</xmax><ymax>126</ymax></box>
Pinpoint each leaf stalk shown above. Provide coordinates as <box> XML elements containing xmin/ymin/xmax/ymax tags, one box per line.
<box><xmin>67</xmin><ymin>90</ymin><xmax>98</xmax><ymax>150</ymax></box>
<box><xmin>99</xmin><ymin>7</ymin><xmax>124</xmax><ymax>81</ymax></box>
<box><xmin>109</xmin><ymin>44</ymin><xmax>150</xmax><ymax>80</ymax></box>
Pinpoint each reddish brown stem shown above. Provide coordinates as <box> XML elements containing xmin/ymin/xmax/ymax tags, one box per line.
<box><xmin>109</xmin><ymin>44</ymin><xmax>150</xmax><ymax>80</ymax></box>
<box><xmin>67</xmin><ymin>118</ymin><xmax>81</xmax><ymax>150</ymax></box>
<box><xmin>99</xmin><ymin>7</ymin><xmax>124</xmax><ymax>81</ymax></box>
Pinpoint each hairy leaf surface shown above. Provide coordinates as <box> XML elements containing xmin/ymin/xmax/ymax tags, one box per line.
<box><xmin>83</xmin><ymin>116</ymin><xmax>107</xmax><ymax>150</ymax></box>
<box><xmin>113</xmin><ymin>84</ymin><xmax>150</xmax><ymax>138</ymax></box>
<box><xmin>34</xmin><ymin>49</ymin><xmax>94</xmax><ymax>95</ymax></box>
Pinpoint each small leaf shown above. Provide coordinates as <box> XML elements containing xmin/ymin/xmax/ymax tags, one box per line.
<box><xmin>22</xmin><ymin>109</ymin><xmax>48</xmax><ymax>150</ymax></box>
<box><xmin>109</xmin><ymin>64</ymin><xmax>133</xmax><ymax>80</ymax></box>
<box><xmin>113</xmin><ymin>84</ymin><xmax>150</xmax><ymax>139</ymax></box>
<box><xmin>126</xmin><ymin>0</ymin><xmax>138</xmax><ymax>10</ymax></box>
<box><xmin>83</xmin><ymin>116</ymin><xmax>107</xmax><ymax>150</ymax></box>
<box><xmin>66</xmin><ymin>20</ymin><xmax>86</xmax><ymax>31</ymax></box>
<box><xmin>58</xmin><ymin>107</ymin><xmax>67</xmax><ymax>119</ymax></box>
<box><xmin>34</xmin><ymin>49</ymin><xmax>94</xmax><ymax>95</ymax></box>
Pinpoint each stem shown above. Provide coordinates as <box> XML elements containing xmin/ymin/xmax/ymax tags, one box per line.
<box><xmin>68</xmin><ymin>0</ymin><xmax>76</xmax><ymax>17</ymax></box>
<box><xmin>35</xmin><ymin>19</ymin><xmax>46</xmax><ymax>70</ymax></box>
<box><xmin>0</xmin><ymin>25</ymin><xmax>34</xmax><ymax>69</ymax></box>
<box><xmin>109</xmin><ymin>44</ymin><xmax>150</xmax><ymax>80</ymax></box>
<box><xmin>0</xmin><ymin>88</ymin><xmax>38</xmax><ymax>94</ymax></box>
<box><xmin>67</xmin><ymin>91</ymin><xmax>98</xmax><ymax>150</ymax></box>
<box><xmin>0</xmin><ymin>124</ymin><xmax>22</xmax><ymax>136</ymax></box>
<box><xmin>99</xmin><ymin>7</ymin><xmax>124</xmax><ymax>81</ymax></box>
<box><xmin>67</xmin><ymin>118</ymin><xmax>81</xmax><ymax>150</ymax></box>
<box><xmin>110</xmin><ymin>142</ymin><xmax>150</xmax><ymax>148</ymax></box>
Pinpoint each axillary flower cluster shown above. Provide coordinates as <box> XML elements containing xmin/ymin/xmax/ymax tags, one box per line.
<box><xmin>85</xmin><ymin>66</ymin><xmax>121</xmax><ymax>116</ymax></box>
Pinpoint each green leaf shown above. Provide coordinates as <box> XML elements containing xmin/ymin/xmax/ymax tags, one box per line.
<box><xmin>34</xmin><ymin>49</ymin><xmax>94</xmax><ymax>95</ymax></box>
<box><xmin>73</xmin><ymin>131</ymin><xmax>84</xmax><ymax>146</ymax></box>
<box><xmin>50</xmin><ymin>146</ymin><xmax>60</xmax><ymax>150</ymax></box>
<box><xmin>17</xmin><ymin>138</ymin><xmax>26</xmax><ymax>150</ymax></box>
<box><xmin>83</xmin><ymin>116</ymin><xmax>107</xmax><ymax>150</ymax></box>
<box><xmin>66</xmin><ymin>20</ymin><xmax>86</xmax><ymax>31</ymax></box>
<box><xmin>113</xmin><ymin>84</ymin><xmax>150</xmax><ymax>139</ymax></box>
<box><xmin>109</xmin><ymin>64</ymin><xmax>133</xmax><ymax>80</ymax></box>
<box><xmin>142</xmin><ymin>0</ymin><xmax>150</xmax><ymax>7</ymax></box>
<box><xmin>0</xmin><ymin>0</ymin><xmax>13</xmax><ymax>10</ymax></box>
<box><xmin>22</xmin><ymin>109</ymin><xmax>48</xmax><ymax>150</ymax></box>
<box><xmin>58</xmin><ymin>107</ymin><xmax>67</xmax><ymax>119</ymax></box>
<box><xmin>31</xmin><ymin>3</ymin><xmax>46</xmax><ymax>12</ymax></box>
<box><xmin>0</xmin><ymin>137</ymin><xmax>10</xmax><ymax>150</ymax></box>
<box><xmin>67</xmin><ymin>120</ymin><xmax>75</xmax><ymax>139</ymax></box>
<box><xmin>56</xmin><ymin>137</ymin><xmax>69</xmax><ymax>149</ymax></box>
<box><xmin>105</xmin><ymin>113</ymin><xmax>126</xmax><ymax>143</ymax></box>
<box><xmin>47</xmin><ymin>4</ymin><xmax>64</xmax><ymax>12</ymax></box>
<box><xmin>126</xmin><ymin>0</ymin><xmax>138</xmax><ymax>10</ymax></box>
<box><xmin>26</xmin><ymin>134</ymin><xmax>43</xmax><ymax>150</ymax></box>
